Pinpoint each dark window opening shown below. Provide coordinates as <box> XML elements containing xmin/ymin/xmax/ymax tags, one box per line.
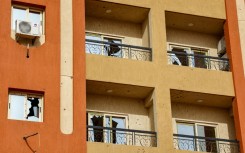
<box><xmin>172</xmin><ymin>48</ymin><xmax>188</xmax><ymax>66</ymax></box>
<box><xmin>26</xmin><ymin>96</ymin><xmax>40</xmax><ymax>119</ymax></box>
<box><xmin>104</xmin><ymin>38</ymin><xmax>122</xmax><ymax>57</ymax></box>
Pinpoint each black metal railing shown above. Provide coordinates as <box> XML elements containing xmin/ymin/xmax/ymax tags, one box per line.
<box><xmin>85</xmin><ymin>39</ymin><xmax>152</xmax><ymax>61</ymax></box>
<box><xmin>173</xmin><ymin>134</ymin><xmax>240</xmax><ymax>153</ymax></box>
<box><xmin>167</xmin><ymin>51</ymin><xmax>230</xmax><ymax>71</ymax></box>
<box><xmin>87</xmin><ymin>125</ymin><xmax>157</xmax><ymax>147</ymax></box>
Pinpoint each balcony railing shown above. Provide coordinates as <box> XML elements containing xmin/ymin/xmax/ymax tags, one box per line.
<box><xmin>173</xmin><ymin>134</ymin><xmax>240</xmax><ymax>153</ymax></box>
<box><xmin>87</xmin><ymin>125</ymin><xmax>157</xmax><ymax>147</ymax></box>
<box><xmin>85</xmin><ymin>39</ymin><xmax>152</xmax><ymax>61</ymax></box>
<box><xmin>167</xmin><ymin>51</ymin><xmax>230</xmax><ymax>71</ymax></box>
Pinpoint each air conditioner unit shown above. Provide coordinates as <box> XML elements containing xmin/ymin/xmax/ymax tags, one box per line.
<box><xmin>217</xmin><ymin>36</ymin><xmax>226</xmax><ymax>56</ymax></box>
<box><xmin>15</xmin><ymin>20</ymin><xmax>40</xmax><ymax>38</ymax></box>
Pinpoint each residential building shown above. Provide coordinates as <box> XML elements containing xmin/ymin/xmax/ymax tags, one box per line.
<box><xmin>0</xmin><ymin>0</ymin><xmax>244</xmax><ymax>153</ymax></box>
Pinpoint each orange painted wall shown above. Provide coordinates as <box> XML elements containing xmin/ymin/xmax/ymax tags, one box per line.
<box><xmin>224</xmin><ymin>0</ymin><xmax>245</xmax><ymax>153</ymax></box>
<box><xmin>0</xmin><ymin>0</ymin><xmax>86</xmax><ymax>152</ymax></box>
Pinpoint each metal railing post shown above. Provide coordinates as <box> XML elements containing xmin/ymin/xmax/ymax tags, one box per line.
<box><xmin>129</xmin><ymin>47</ymin><xmax>131</xmax><ymax>59</ymax></box>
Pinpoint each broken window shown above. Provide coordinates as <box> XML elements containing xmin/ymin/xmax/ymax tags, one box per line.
<box><xmin>8</xmin><ymin>92</ymin><xmax>43</xmax><ymax>122</ymax></box>
<box><xmin>103</xmin><ymin>37</ymin><xmax>122</xmax><ymax>57</ymax></box>
<box><xmin>85</xmin><ymin>32</ymin><xmax>123</xmax><ymax>57</ymax></box>
<box><xmin>105</xmin><ymin>116</ymin><xmax>127</xmax><ymax>144</ymax></box>
<box><xmin>87</xmin><ymin>112</ymin><xmax>127</xmax><ymax>144</ymax></box>
<box><xmin>169</xmin><ymin>45</ymin><xmax>208</xmax><ymax>68</ymax></box>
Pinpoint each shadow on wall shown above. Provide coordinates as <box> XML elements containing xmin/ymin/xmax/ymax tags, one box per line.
<box><xmin>166</xmin><ymin>27</ymin><xmax>220</xmax><ymax>49</ymax></box>
<box><xmin>87</xmin><ymin>93</ymin><xmax>149</xmax><ymax>116</ymax></box>
<box><xmin>86</xmin><ymin>16</ymin><xmax>144</xmax><ymax>39</ymax></box>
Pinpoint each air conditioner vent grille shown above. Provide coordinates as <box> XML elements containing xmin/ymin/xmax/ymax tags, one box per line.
<box><xmin>19</xmin><ymin>21</ymin><xmax>31</xmax><ymax>34</ymax></box>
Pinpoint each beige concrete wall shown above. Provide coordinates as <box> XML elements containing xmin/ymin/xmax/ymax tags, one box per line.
<box><xmin>85</xmin><ymin>0</ymin><xmax>233</xmax><ymax>153</ymax></box>
<box><xmin>87</xmin><ymin>142</ymin><xmax>161</xmax><ymax>153</ymax></box>
<box><xmin>87</xmin><ymin>93</ymin><xmax>154</xmax><ymax>131</ymax></box>
<box><xmin>163</xmin><ymin>0</ymin><xmax>226</xmax><ymax>19</ymax></box>
<box><xmin>166</xmin><ymin>27</ymin><xmax>220</xmax><ymax>57</ymax></box>
<box><xmin>86</xmin><ymin>16</ymin><xmax>143</xmax><ymax>46</ymax></box>
<box><xmin>172</xmin><ymin>102</ymin><xmax>236</xmax><ymax>139</ymax></box>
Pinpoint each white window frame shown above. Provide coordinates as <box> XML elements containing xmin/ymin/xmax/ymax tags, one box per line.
<box><xmin>87</xmin><ymin>111</ymin><xmax>128</xmax><ymax>129</ymax></box>
<box><xmin>87</xmin><ymin>111</ymin><xmax>128</xmax><ymax>144</ymax></box>
<box><xmin>175</xmin><ymin>120</ymin><xmax>218</xmax><ymax>152</ymax></box>
<box><xmin>8</xmin><ymin>91</ymin><xmax>44</xmax><ymax>122</ymax></box>
<box><xmin>176</xmin><ymin>120</ymin><xmax>217</xmax><ymax>137</ymax></box>
<box><xmin>169</xmin><ymin>44</ymin><xmax>209</xmax><ymax>68</ymax></box>
<box><xmin>11</xmin><ymin>5</ymin><xmax>45</xmax><ymax>34</ymax></box>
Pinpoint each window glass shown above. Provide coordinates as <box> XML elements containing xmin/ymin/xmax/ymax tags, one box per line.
<box><xmin>85</xmin><ymin>33</ymin><xmax>102</xmax><ymax>54</ymax></box>
<box><xmin>86</xmin><ymin>33</ymin><xmax>101</xmax><ymax>41</ymax></box>
<box><xmin>177</xmin><ymin>123</ymin><xmax>195</xmax><ymax>136</ymax></box>
<box><xmin>29</xmin><ymin>11</ymin><xmax>41</xmax><ymax>24</ymax></box>
<box><xmin>9</xmin><ymin>94</ymin><xmax>25</xmax><ymax>120</ymax></box>
<box><xmin>112</xmin><ymin>117</ymin><xmax>126</xmax><ymax>129</ymax></box>
<box><xmin>177</xmin><ymin>123</ymin><xmax>195</xmax><ymax>151</ymax></box>
<box><xmin>12</xmin><ymin>7</ymin><xmax>26</xmax><ymax>30</ymax></box>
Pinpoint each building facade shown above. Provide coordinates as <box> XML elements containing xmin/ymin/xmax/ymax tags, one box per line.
<box><xmin>0</xmin><ymin>0</ymin><xmax>245</xmax><ymax>153</ymax></box>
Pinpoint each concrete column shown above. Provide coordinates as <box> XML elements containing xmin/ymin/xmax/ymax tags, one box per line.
<box><xmin>60</xmin><ymin>0</ymin><xmax>73</xmax><ymax>134</ymax></box>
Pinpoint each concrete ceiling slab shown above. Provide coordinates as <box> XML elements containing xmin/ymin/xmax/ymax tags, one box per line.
<box><xmin>165</xmin><ymin>11</ymin><xmax>225</xmax><ymax>35</ymax></box>
<box><xmin>87</xmin><ymin>80</ymin><xmax>154</xmax><ymax>99</ymax></box>
<box><xmin>86</xmin><ymin>0</ymin><xmax>149</xmax><ymax>23</ymax></box>
<box><xmin>170</xmin><ymin>89</ymin><xmax>234</xmax><ymax>108</ymax></box>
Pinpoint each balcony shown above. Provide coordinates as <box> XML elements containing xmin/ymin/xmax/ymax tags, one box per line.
<box><xmin>173</xmin><ymin>134</ymin><xmax>239</xmax><ymax>153</ymax></box>
<box><xmin>86</xmin><ymin>80</ymin><xmax>156</xmax><ymax>147</ymax></box>
<box><xmin>167</xmin><ymin>51</ymin><xmax>229</xmax><ymax>71</ymax></box>
<box><xmin>86</xmin><ymin>1</ymin><xmax>151</xmax><ymax>62</ymax></box>
<box><xmin>170</xmin><ymin>90</ymin><xmax>239</xmax><ymax>153</ymax></box>
<box><xmin>86</xmin><ymin>39</ymin><xmax>152</xmax><ymax>61</ymax></box>
<box><xmin>165</xmin><ymin>11</ymin><xmax>229</xmax><ymax>71</ymax></box>
<box><xmin>87</xmin><ymin>125</ymin><xmax>157</xmax><ymax>147</ymax></box>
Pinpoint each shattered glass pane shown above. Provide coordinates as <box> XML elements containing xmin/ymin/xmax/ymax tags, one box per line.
<box><xmin>26</xmin><ymin>96</ymin><xmax>40</xmax><ymax>122</ymax></box>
